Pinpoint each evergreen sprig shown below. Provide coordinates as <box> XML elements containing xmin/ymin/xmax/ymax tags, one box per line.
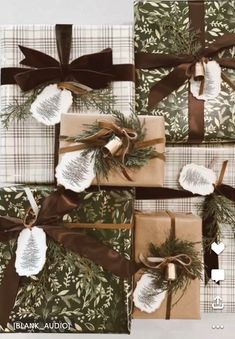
<box><xmin>0</xmin><ymin>89</ymin><xmax>40</xmax><ymax>129</ymax></box>
<box><xmin>146</xmin><ymin>237</ymin><xmax>203</xmax><ymax>307</ymax></box>
<box><xmin>67</xmin><ymin>110</ymin><xmax>157</xmax><ymax>181</ymax></box>
<box><xmin>151</xmin><ymin>11</ymin><xmax>202</xmax><ymax>56</ymax></box>
<box><xmin>72</xmin><ymin>88</ymin><xmax>116</xmax><ymax>114</ymax></box>
<box><xmin>202</xmin><ymin>193</ymin><xmax>235</xmax><ymax>248</ymax></box>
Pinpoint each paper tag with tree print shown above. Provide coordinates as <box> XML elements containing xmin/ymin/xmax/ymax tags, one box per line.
<box><xmin>15</xmin><ymin>227</ymin><xmax>47</xmax><ymax>277</ymax></box>
<box><xmin>55</xmin><ymin>150</ymin><xmax>96</xmax><ymax>192</ymax></box>
<box><xmin>133</xmin><ymin>273</ymin><xmax>167</xmax><ymax>313</ymax></box>
<box><xmin>30</xmin><ymin>84</ymin><xmax>73</xmax><ymax>125</ymax></box>
<box><xmin>179</xmin><ymin>163</ymin><xmax>217</xmax><ymax>195</ymax></box>
<box><xmin>190</xmin><ymin>60</ymin><xmax>221</xmax><ymax>101</ymax></box>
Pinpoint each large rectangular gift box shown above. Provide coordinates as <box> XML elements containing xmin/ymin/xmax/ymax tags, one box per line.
<box><xmin>135</xmin><ymin>0</ymin><xmax>235</xmax><ymax>143</ymax></box>
<box><xmin>0</xmin><ymin>186</ymin><xmax>135</xmax><ymax>333</ymax></box>
<box><xmin>0</xmin><ymin>24</ymin><xmax>135</xmax><ymax>184</ymax></box>
<box><xmin>135</xmin><ymin>144</ymin><xmax>235</xmax><ymax>314</ymax></box>
<box><xmin>133</xmin><ymin>211</ymin><xmax>202</xmax><ymax>319</ymax></box>
<box><xmin>58</xmin><ymin>113</ymin><xmax>165</xmax><ymax>188</ymax></box>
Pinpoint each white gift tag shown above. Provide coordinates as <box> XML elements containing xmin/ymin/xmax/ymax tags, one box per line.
<box><xmin>179</xmin><ymin>163</ymin><xmax>217</xmax><ymax>195</ymax></box>
<box><xmin>55</xmin><ymin>150</ymin><xmax>96</xmax><ymax>193</ymax></box>
<box><xmin>15</xmin><ymin>226</ymin><xmax>47</xmax><ymax>277</ymax></box>
<box><xmin>190</xmin><ymin>60</ymin><xmax>221</xmax><ymax>101</ymax></box>
<box><xmin>30</xmin><ymin>84</ymin><xmax>73</xmax><ymax>125</ymax></box>
<box><xmin>133</xmin><ymin>273</ymin><xmax>167</xmax><ymax>313</ymax></box>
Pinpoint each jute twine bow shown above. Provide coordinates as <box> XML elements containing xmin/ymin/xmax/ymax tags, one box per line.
<box><xmin>139</xmin><ymin>253</ymin><xmax>195</xmax><ymax>280</ymax></box>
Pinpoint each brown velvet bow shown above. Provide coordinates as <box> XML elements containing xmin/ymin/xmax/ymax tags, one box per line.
<box><xmin>1</xmin><ymin>24</ymin><xmax>135</xmax><ymax>92</ymax></box>
<box><xmin>0</xmin><ymin>188</ymin><xmax>136</xmax><ymax>328</ymax></box>
<box><xmin>135</xmin><ymin>1</ymin><xmax>235</xmax><ymax>142</ymax></box>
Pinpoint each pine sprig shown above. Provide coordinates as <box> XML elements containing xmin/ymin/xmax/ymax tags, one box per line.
<box><xmin>65</xmin><ymin>110</ymin><xmax>158</xmax><ymax>181</ymax></box>
<box><xmin>202</xmin><ymin>193</ymin><xmax>235</xmax><ymax>248</ymax></box>
<box><xmin>0</xmin><ymin>89</ymin><xmax>40</xmax><ymax>129</ymax></box>
<box><xmin>72</xmin><ymin>88</ymin><xmax>116</xmax><ymax>114</ymax></box>
<box><xmin>146</xmin><ymin>237</ymin><xmax>202</xmax><ymax>304</ymax></box>
<box><xmin>150</xmin><ymin>11</ymin><xmax>202</xmax><ymax>55</ymax></box>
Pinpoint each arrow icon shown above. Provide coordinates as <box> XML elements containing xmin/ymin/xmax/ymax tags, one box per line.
<box><xmin>212</xmin><ymin>296</ymin><xmax>224</xmax><ymax>310</ymax></box>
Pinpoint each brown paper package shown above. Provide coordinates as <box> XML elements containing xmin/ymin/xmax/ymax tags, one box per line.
<box><xmin>133</xmin><ymin>211</ymin><xmax>202</xmax><ymax>319</ymax></box>
<box><xmin>59</xmin><ymin>113</ymin><xmax>165</xmax><ymax>187</ymax></box>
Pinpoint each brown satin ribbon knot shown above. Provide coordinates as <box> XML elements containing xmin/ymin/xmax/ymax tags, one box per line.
<box><xmin>135</xmin><ymin>1</ymin><xmax>235</xmax><ymax>142</ymax></box>
<box><xmin>0</xmin><ymin>189</ymin><xmax>136</xmax><ymax>328</ymax></box>
<box><xmin>60</xmin><ymin>119</ymin><xmax>165</xmax><ymax>181</ymax></box>
<box><xmin>1</xmin><ymin>24</ymin><xmax>135</xmax><ymax>92</ymax></box>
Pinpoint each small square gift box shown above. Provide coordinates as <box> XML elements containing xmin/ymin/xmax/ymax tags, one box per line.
<box><xmin>0</xmin><ymin>24</ymin><xmax>135</xmax><ymax>184</ymax></box>
<box><xmin>55</xmin><ymin>112</ymin><xmax>165</xmax><ymax>192</ymax></box>
<box><xmin>133</xmin><ymin>211</ymin><xmax>202</xmax><ymax>319</ymax></box>
<box><xmin>135</xmin><ymin>0</ymin><xmax>235</xmax><ymax>143</ymax></box>
<box><xmin>0</xmin><ymin>185</ymin><xmax>136</xmax><ymax>333</ymax></box>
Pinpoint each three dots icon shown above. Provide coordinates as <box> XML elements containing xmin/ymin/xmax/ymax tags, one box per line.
<box><xmin>212</xmin><ymin>325</ymin><xmax>224</xmax><ymax>330</ymax></box>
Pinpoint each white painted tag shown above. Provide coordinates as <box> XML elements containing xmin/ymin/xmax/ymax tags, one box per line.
<box><xmin>179</xmin><ymin>163</ymin><xmax>216</xmax><ymax>195</ymax></box>
<box><xmin>15</xmin><ymin>227</ymin><xmax>47</xmax><ymax>277</ymax></box>
<box><xmin>133</xmin><ymin>273</ymin><xmax>167</xmax><ymax>313</ymax></box>
<box><xmin>30</xmin><ymin>84</ymin><xmax>73</xmax><ymax>125</ymax></box>
<box><xmin>55</xmin><ymin>150</ymin><xmax>96</xmax><ymax>193</ymax></box>
<box><xmin>190</xmin><ymin>60</ymin><xmax>221</xmax><ymax>101</ymax></box>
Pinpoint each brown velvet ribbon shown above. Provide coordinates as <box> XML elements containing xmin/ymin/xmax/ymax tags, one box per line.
<box><xmin>135</xmin><ymin>1</ymin><xmax>235</xmax><ymax>142</ymax></box>
<box><xmin>60</xmin><ymin>120</ymin><xmax>165</xmax><ymax>181</ymax></box>
<box><xmin>0</xmin><ymin>189</ymin><xmax>136</xmax><ymax>328</ymax></box>
<box><xmin>1</xmin><ymin>24</ymin><xmax>135</xmax><ymax>92</ymax></box>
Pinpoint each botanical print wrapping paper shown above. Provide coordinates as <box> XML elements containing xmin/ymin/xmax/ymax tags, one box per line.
<box><xmin>0</xmin><ymin>186</ymin><xmax>134</xmax><ymax>333</ymax></box>
<box><xmin>135</xmin><ymin>1</ymin><xmax>235</xmax><ymax>143</ymax></box>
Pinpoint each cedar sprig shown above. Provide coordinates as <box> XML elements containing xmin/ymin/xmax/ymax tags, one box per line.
<box><xmin>66</xmin><ymin>110</ymin><xmax>157</xmax><ymax>181</ymax></box>
<box><xmin>202</xmin><ymin>193</ymin><xmax>235</xmax><ymax>248</ymax></box>
<box><xmin>72</xmin><ymin>88</ymin><xmax>116</xmax><ymax>114</ymax></box>
<box><xmin>147</xmin><ymin>237</ymin><xmax>203</xmax><ymax>306</ymax></box>
<box><xmin>150</xmin><ymin>11</ymin><xmax>202</xmax><ymax>56</ymax></box>
<box><xmin>0</xmin><ymin>89</ymin><xmax>41</xmax><ymax>129</ymax></box>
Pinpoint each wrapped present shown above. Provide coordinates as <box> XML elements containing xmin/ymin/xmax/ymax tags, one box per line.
<box><xmin>133</xmin><ymin>211</ymin><xmax>202</xmax><ymax>319</ymax></box>
<box><xmin>56</xmin><ymin>113</ymin><xmax>165</xmax><ymax>191</ymax></box>
<box><xmin>135</xmin><ymin>0</ymin><xmax>235</xmax><ymax>143</ymax></box>
<box><xmin>134</xmin><ymin>144</ymin><xmax>235</xmax><ymax>314</ymax></box>
<box><xmin>0</xmin><ymin>24</ymin><xmax>135</xmax><ymax>184</ymax></box>
<box><xmin>0</xmin><ymin>186</ymin><xmax>135</xmax><ymax>333</ymax></box>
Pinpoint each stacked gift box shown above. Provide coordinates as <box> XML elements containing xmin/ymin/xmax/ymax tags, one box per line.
<box><xmin>0</xmin><ymin>0</ymin><xmax>234</xmax><ymax>334</ymax></box>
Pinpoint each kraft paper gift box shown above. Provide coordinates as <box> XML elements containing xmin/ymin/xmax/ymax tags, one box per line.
<box><xmin>134</xmin><ymin>144</ymin><xmax>235</xmax><ymax>314</ymax></box>
<box><xmin>135</xmin><ymin>0</ymin><xmax>235</xmax><ymax>143</ymax></box>
<box><xmin>0</xmin><ymin>185</ymin><xmax>135</xmax><ymax>333</ymax></box>
<box><xmin>133</xmin><ymin>211</ymin><xmax>202</xmax><ymax>319</ymax></box>
<box><xmin>0</xmin><ymin>24</ymin><xmax>135</xmax><ymax>184</ymax></box>
<box><xmin>58</xmin><ymin>113</ymin><xmax>165</xmax><ymax>187</ymax></box>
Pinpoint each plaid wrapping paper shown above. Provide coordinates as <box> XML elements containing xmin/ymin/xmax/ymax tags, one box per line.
<box><xmin>0</xmin><ymin>25</ymin><xmax>134</xmax><ymax>184</ymax></box>
<box><xmin>135</xmin><ymin>144</ymin><xmax>235</xmax><ymax>313</ymax></box>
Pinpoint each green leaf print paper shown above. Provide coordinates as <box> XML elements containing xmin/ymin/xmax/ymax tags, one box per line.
<box><xmin>135</xmin><ymin>1</ymin><xmax>235</xmax><ymax>143</ymax></box>
<box><xmin>0</xmin><ymin>186</ymin><xmax>134</xmax><ymax>333</ymax></box>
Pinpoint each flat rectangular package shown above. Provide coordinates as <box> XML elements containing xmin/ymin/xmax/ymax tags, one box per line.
<box><xmin>0</xmin><ymin>186</ymin><xmax>135</xmax><ymax>333</ymax></box>
<box><xmin>0</xmin><ymin>24</ymin><xmax>135</xmax><ymax>184</ymax></box>
<box><xmin>135</xmin><ymin>0</ymin><xmax>235</xmax><ymax>143</ymax></box>
<box><xmin>133</xmin><ymin>211</ymin><xmax>202</xmax><ymax>319</ymax></box>
<box><xmin>59</xmin><ymin>113</ymin><xmax>165</xmax><ymax>187</ymax></box>
<box><xmin>135</xmin><ymin>144</ymin><xmax>235</xmax><ymax>314</ymax></box>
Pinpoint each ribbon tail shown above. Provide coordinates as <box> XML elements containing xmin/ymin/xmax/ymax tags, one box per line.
<box><xmin>1</xmin><ymin>67</ymin><xmax>32</xmax><ymax>85</ymax></box>
<box><xmin>45</xmin><ymin>228</ymin><xmax>137</xmax><ymax>278</ymax></box>
<box><xmin>0</xmin><ymin>255</ymin><xmax>20</xmax><ymax>328</ymax></box>
<box><xmin>148</xmin><ymin>65</ymin><xmax>188</xmax><ymax>110</ymax></box>
<box><xmin>14</xmin><ymin>68</ymin><xmax>62</xmax><ymax>91</ymax></box>
<box><xmin>36</xmin><ymin>189</ymin><xmax>80</xmax><ymax>225</ymax></box>
<box><xmin>221</xmin><ymin>72</ymin><xmax>235</xmax><ymax>91</ymax></box>
<box><xmin>215</xmin><ymin>184</ymin><xmax>235</xmax><ymax>203</ymax></box>
<box><xmin>19</xmin><ymin>45</ymin><xmax>59</xmax><ymax>68</ymax></box>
